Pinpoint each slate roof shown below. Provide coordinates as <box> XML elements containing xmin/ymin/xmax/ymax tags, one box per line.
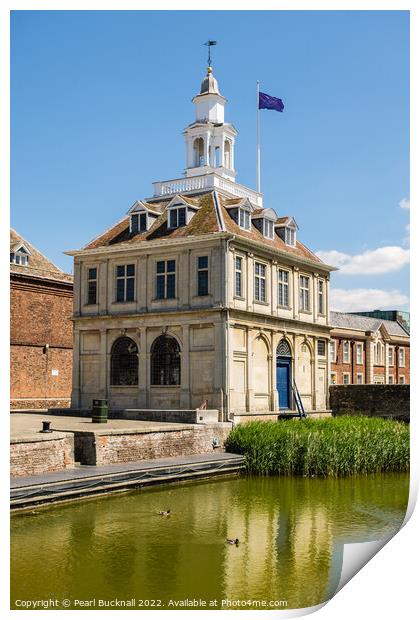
<box><xmin>83</xmin><ymin>190</ymin><xmax>327</xmax><ymax>267</ymax></box>
<box><xmin>10</xmin><ymin>229</ymin><xmax>73</xmax><ymax>285</ymax></box>
<box><xmin>330</xmin><ymin>311</ymin><xmax>409</xmax><ymax>337</ymax></box>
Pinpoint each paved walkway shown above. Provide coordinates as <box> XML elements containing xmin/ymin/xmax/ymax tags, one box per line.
<box><xmin>11</xmin><ymin>452</ymin><xmax>245</xmax><ymax>509</ymax></box>
<box><xmin>11</xmin><ymin>412</ymin><xmax>194</xmax><ymax>441</ymax></box>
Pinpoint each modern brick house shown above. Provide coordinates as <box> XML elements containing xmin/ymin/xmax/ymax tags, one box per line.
<box><xmin>329</xmin><ymin>311</ymin><xmax>410</xmax><ymax>386</ymax></box>
<box><xmin>10</xmin><ymin>229</ymin><xmax>73</xmax><ymax>409</ymax></box>
<box><xmin>66</xmin><ymin>66</ymin><xmax>336</xmax><ymax>422</ymax></box>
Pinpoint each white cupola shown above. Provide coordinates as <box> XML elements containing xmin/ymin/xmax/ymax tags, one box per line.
<box><xmin>183</xmin><ymin>66</ymin><xmax>237</xmax><ymax>182</ymax></box>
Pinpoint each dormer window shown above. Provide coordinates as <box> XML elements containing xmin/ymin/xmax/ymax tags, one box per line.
<box><xmin>169</xmin><ymin>207</ymin><xmax>186</xmax><ymax>229</ymax></box>
<box><xmin>276</xmin><ymin>218</ymin><xmax>298</xmax><ymax>247</ymax></box>
<box><xmin>130</xmin><ymin>212</ymin><xmax>148</xmax><ymax>234</ymax></box>
<box><xmin>10</xmin><ymin>245</ymin><xmax>30</xmax><ymax>266</ymax></box>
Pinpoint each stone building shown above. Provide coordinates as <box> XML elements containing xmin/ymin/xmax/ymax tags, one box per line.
<box><xmin>10</xmin><ymin>229</ymin><xmax>73</xmax><ymax>409</ymax></box>
<box><xmin>329</xmin><ymin>311</ymin><xmax>410</xmax><ymax>386</ymax></box>
<box><xmin>67</xmin><ymin>66</ymin><xmax>336</xmax><ymax>422</ymax></box>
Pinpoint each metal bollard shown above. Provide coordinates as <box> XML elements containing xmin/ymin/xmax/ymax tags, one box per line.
<box><xmin>40</xmin><ymin>421</ymin><xmax>53</xmax><ymax>433</ymax></box>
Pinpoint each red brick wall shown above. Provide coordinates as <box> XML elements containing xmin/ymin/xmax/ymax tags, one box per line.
<box><xmin>10</xmin><ymin>277</ymin><xmax>73</xmax><ymax>405</ymax></box>
<box><xmin>10</xmin><ymin>345</ymin><xmax>73</xmax><ymax>399</ymax></box>
<box><xmin>11</xmin><ymin>282</ymin><xmax>72</xmax><ymax>348</ymax></box>
<box><xmin>11</xmin><ymin>434</ymin><xmax>75</xmax><ymax>477</ymax></box>
<box><xmin>331</xmin><ymin>338</ymin><xmax>410</xmax><ymax>385</ymax></box>
<box><xmin>330</xmin><ymin>338</ymin><xmax>366</xmax><ymax>384</ymax></box>
<box><xmin>76</xmin><ymin>425</ymin><xmax>232</xmax><ymax>466</ymax></box>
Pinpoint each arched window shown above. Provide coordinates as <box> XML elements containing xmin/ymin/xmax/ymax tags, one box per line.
<box><xmin>224</xmin><ymin>139</ymin><xmax>231</xmax><ymax>169</ymax></box>
<box><xmin>277</xmin><ymin>339</ymin><xmax>292</xmax><ymax>357</ymax></box>
<box><xmin>151</xmin><ymin>335</ymin><xmax>181</xmax><ymax>386</ymax></box>
<box><xmin>110</xmin><ymin>337</ymin><xmax>138</xmax><ymax>386</ymax></box>
<box><xmin>193</xmin><ymin>138</ymin><xmax>205</xmax><ymax>167</ymax></box>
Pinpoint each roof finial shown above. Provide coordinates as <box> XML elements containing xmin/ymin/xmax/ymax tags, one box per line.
<box><xmin>204</xmin><ymin>40</ymin><xmax>217</xmax><ymax>69</ymax></box>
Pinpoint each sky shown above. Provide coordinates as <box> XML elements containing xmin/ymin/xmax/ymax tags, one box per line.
<box><xmin>10</xmin><ymin>10</ymin><xmax>410</xmax><ymax>312</ymax></box>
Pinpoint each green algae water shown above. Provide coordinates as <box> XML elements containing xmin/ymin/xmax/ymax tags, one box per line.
<box><xmin>11</xmin><ymin>474</ymin><xmax>409</xmax><ymax>610</ymax></box>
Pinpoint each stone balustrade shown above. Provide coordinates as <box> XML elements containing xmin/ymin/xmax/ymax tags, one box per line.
<box><xmin>151</xmin><ymin>173</ymin><xmax>263</xmax><ymax>208</ymax></box>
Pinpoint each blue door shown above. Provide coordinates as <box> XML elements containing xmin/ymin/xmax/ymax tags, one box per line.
<box><xmin>277</xmin><ymin>358</ymin><xmax>291</xmax><ymax>409</ymax></box>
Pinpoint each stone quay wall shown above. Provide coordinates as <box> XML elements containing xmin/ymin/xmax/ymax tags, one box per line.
<box><xmin>329</xmin><ymin>385</ymin><xmax>410</xmax><ymax>422</ymax></box>
<box><xmin>75</xmin><ymin>424</ymin><xmax>232</xmax><ymax>466</ymax></box>
<box><xmin>11</xmin><ymin>433</ymin><xmax>75</xmax><ymax>477</ymax></box>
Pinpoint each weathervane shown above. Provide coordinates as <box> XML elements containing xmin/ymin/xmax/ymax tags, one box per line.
<box><xmin>204</xmin><ymin>40</ymin><xmax>217</xmax><ymax>67</ymax></box>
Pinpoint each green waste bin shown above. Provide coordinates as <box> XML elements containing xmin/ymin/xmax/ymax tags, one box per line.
<box><xmin>92</xmin><ymin>399</ymin><xmax>108</xmax><ymax>423</ymax></box>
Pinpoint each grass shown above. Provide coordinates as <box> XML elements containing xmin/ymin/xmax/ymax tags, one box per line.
<box><xmin>225</xmin><ymin>416</ymin><xmax>409</xmax><ymax>477</ymax></box>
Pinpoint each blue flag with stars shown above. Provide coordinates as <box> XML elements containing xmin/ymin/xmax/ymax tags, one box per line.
<box><xmin>259</xmin><ymin>91</ymin><xmax>284</xmax><ymax>112</ymax></box>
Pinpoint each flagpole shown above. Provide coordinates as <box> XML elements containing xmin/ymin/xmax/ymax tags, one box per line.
<box><xmin>256</xmin><ymin>80</ymin><xmax>261</xmax><ymax>194</ymax></box>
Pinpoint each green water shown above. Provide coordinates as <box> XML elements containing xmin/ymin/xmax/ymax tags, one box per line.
<box><xmin>11</xmin><ymin>473</ymin><xmax>409</xmax><ymax>610</ymax></box>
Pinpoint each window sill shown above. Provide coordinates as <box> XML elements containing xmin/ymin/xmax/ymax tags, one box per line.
<box><xmin>84</xmin><ymin>303</ymin><xmax>99</xmax><ymax>308</ymax></box>
<box><xmin>192</xmin><ymin>294</ymin><xmax>212</xmax><ymax>300</ymax></box>
<box><xmin>277</xmin><ymin>305</ymin><xmax>292</xmax><ymax>310</ymax></box>
<box><xmin>299</xmin><ymin>309</ymin><xmax>312</xmax><ymax>315</ymax></box>
<box><xmin>254</xmin><ymin>300</ymin><xmax>269</xmax><ymax>306</ymax></box>
<box><xmin>112</xmin><ymin>300</ymin><xmax>136</xmax><ymax>304</ymax></box>
<box><xmin>234</xmin><ymin>295</ymin><xmax>246</xmax><ymax>301</ymax></box>
<box><xmin>109</xmin><ymin>385</ymin><xmax>139</xmax><ymax>389</ymax></box>
<box><xmin>151</xmin><ymin>297</ymin><xmax>178</xmax><ymax>302</ymax></box>
<box><xmin>150</xmin><ymin>385</ymin><xmax>181</xmax><ymax>389</ymax></box>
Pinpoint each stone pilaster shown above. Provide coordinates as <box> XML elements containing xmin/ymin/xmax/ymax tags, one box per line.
<box><xmin>99</xmin><ymin>328</ymin><xmax>107</xmax><ymax>397</ymax></box>
<box><xmin>71</xmin><ymin>329</ymin><xmax>81</xmax><ymax>408</ymax></box>
<box><xmin>270</xmin><ymin>330</ymin><xmax>278</xmax><ymax>410</ymax></box>
<box><xmin>180</xmin><ymin>324</ymin><xmax>191</xmax><ymax>408</ymax></box>
<box><xmin>293</xmin><ymin>267</ymin><xmax>299</xmax><ymax>319</ymax></box>
<box><xmin>246</xmin><ymin>327</ymin><xmax>254</xmax><ymax>411</ymax></box>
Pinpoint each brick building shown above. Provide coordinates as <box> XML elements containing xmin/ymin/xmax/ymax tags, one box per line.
<box><xmin>329</xmin><ymin>311</ymin><xmax>410</xmax><ymax>386</ymax></box>
<box><xmin>10</xmin><ymin>229</ymin><xmax>73</xmax><ymax>409</ymax></box>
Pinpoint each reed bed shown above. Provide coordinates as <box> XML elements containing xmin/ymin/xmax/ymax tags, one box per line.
<box><xmin>225</xmin><ymin>416</ymin><xmax>409</xmax><ymax>477</ymax></box>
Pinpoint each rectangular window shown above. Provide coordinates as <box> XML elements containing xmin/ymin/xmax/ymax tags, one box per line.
<box><xmin>299</xmin><ymin>275</ymin><xmax>310</xmax><ymax>311</ymax></box>
<box><xmin>197</xmin><ymin>256</ymin><xmax>209</xmax><ymax>296</ymax></box>
<box><xmin>131</xmin><ymin>213</ymin><xmax>139</xmax><ymax>233</ymax></box>
<box><xmin>398</xmin><ymin>348</ymin><xmax>405</xmax><ymax>367</ymax></box>
<box><xmin>156</xmin><ymin>260</ymin><xmax>176</xmax><ymax>299</ymax></box>
<box><xmin>356</xmin><ymin>343</ymin><xmax>363</xmax><ymax>365</ymax></box>
<box><xmin>278</xmin><ymin>270</ymin><xmax>289</xmax><ymax>307</ymax></box>
<box><xmin>388</xmin><ymin>347</ymin><xmax>394</xmax><ymax>366</ymax></box>
<box><xmin>330</xmin><ymin>372</ymin><xmax>337</xmax><ymax>385</ymax></box>
<box><xmin>254</xmin><ymin>262</ymin><xmax>266</xmax><ymax>302</ymax></box>
<box><xmin>239</xmin><ymin>208</ymin><xmax>250</xmax><ymax>230</ymax></box>
<box><xmin>169</xmin><ymin>207</ymin><xmax>186</xmax><ymax>229</ymax></box>
<box><xmin>343</xmin><ymin>373</ymin><xmax>350</xmax><ymax>385</ymax></box>
<box><xmin>139</xmin><ymin>213</ymin><xmax>147</xmax><ymax>232</ymax></box>
<box><xmin>399</xmin><ymin>375</ymin><xmax>405</xmax><ymax>385</ymax></box>
<box><xmin>388</xmin><ymin>375</ymin><xmax>394</xmax><ymax>384</ymax></box>
<box><xmin>329</xmin><ymin>340</ymin><xmax>336</xmax><ymax>363</ymax></box>
<box><xmin>318</xmin><ymin>280</ymin><xmax>325</xmax><ymax>314</ymax></box>
<box><xmin>343</xmin><ymin>341</ymin><xmax>350</xmax><ymax>363</ymax></box>
<box><xmin>317</xmin><ymin>339</ymin><xmax>326</xmax><ymax>356</ymax></box>
<box><xmin>356</xmin><ymin>373</ymin><xmax>363</xmax><ymax>385</ymax></box>
<box><xmin>87</xmin><ymin>267</ymin><xmax>97</xmax><ymax>305</ymax></box>
<box><xmin>115</xmin><ymin>264</ymin><xmax>135</xmax><ymax>302</ymax></box>
<box><xmin>235</xmin><ymin>256</ymin><xmax>243</xmax><ymax>297</ymax></box>
<box><xmin>285</xmin><ymin>227</ymin><xmax>296</xmax><ymax>246</ymax></box>
<box><xmin>263</xmin><ymin>219</ymin><xmax>274</xmax><ymax>239</ymax></box>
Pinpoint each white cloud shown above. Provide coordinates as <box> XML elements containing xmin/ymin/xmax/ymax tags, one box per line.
<box><xmin>316</xmin><ymin>246</ymin><xmax>410</xmax><ymax>274</ymax></box>
<box><xmin>399</xmin><ymin>198</ymin><xmax>410</xmax><ymax>210</ymax></box>
<box><xmin>330</xmin><ymin>288</ymin><xmax>409</xmax><ymax>312</ymax></box>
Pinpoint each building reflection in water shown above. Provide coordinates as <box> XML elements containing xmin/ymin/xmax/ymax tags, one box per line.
<box><xmin>11</xmin><ymin>474</ymin><xmax>408</xmax><ymax>609</ymax></box>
